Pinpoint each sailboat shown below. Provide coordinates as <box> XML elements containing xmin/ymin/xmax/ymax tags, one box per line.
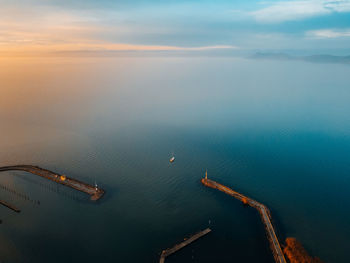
<box><xmin>169</xmin><ymin>156</ymin><xmax>175</xmax><ymax>163</ymax></box>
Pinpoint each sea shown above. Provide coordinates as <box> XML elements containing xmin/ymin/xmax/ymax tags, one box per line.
<box><xmin>0</xmin><ymin>56</ymin><xmax>349</xmax><ymax>263</ymax></box>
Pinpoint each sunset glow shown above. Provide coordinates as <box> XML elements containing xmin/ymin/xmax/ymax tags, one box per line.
<box><xmin>2</xmin><ymin>0</ymin><xmax>349</xmax><ymax>56</ymax></box>
<box><xmin>0</xmin><ymin>3</ymin><xmax>238</xmax><ymax>56</ymax></box>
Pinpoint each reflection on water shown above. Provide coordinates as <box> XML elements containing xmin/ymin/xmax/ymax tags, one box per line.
<box><xmin>0</xmin><ymin>57</ymin><xmax>350</xmax><ymax>262</ymax></box>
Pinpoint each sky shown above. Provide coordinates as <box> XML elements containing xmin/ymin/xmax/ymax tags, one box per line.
<box><xmin>1</xmin><ymin>0</ymin><xmax>350</xmax><ymax>56</ymax></box>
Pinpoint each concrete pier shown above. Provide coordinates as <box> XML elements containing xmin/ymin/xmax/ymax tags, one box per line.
<box><xmin>159</xmin><ymin>228</ymin><xmax>211</xmax><ymax>263</ymax></box>
<box><xmin>0</xmin><ymin>165</ymin><xmax>105</xmax><ymax>201</ymax></box>
<box><xmin>0</xmin><ymin>200</ymin><xmax>20</xmax><ymax>213</ymax></box>
<box><xmin>202</xmin><ymin>178</ymin><xmax>286</xmax><ymax>263</ymax></box>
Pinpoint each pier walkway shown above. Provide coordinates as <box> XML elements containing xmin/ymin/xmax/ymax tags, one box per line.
<box><xmin>0</xmin><ymin>165</ymin><xmax>104</xmax><ymax>201</ymax></box>
<box><xmin>0</xmin><ymin>200</ymin><xmax>20</xmax><ymax>213</ymax></box>
<box><xmin>159</xmin><ymin>228</ymin><xmax>211</xmax><ymax>263</ymax></box>
<box><xmin>202</xmin><ymin>178</ymin><xmax>286</xmax><ymax>263</ymax></box>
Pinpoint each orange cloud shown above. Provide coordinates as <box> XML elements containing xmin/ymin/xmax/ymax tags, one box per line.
<box><xmin>1</xmin><ymin>42</ymin><xmax>237</xmax><ymax>56</ymax></box>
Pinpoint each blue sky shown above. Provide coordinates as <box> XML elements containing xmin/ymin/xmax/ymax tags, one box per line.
<box><xmin>1</xmin><ymin>0</ymin><xmax>350</xmax><ymax>54</ymax></box>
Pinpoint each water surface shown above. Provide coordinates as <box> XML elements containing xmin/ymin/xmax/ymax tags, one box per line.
<box><xmin>1</xmin><ymin>57</ymin><xmax>350</xmax><ymax>262</ymax></box>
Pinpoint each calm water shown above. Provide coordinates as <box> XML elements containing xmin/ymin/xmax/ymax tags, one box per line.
<box><xmin>0</xmin><ymin>57</ymin><xmax>350</xmax><ymax>263</ymax></box>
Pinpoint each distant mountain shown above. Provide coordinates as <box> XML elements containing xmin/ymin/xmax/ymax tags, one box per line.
<box><xmin>252</xmin><ymin>52</ymin><xmax>350</xmax><ymax>64</ymax></box>
<box><xmin>253</xmin><ymin>52</ymin><xmax>292</xmax><ymax>60</ymax></box>
<box><xmin>303</xmin><ymin>54</ymin><xmax>350</xmax><ymax>63</ymax></box>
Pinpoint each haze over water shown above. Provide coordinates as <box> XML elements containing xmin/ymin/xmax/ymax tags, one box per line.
<box><xmin>1</xmin><ymin>57</ymin><xmax>350</xmax><ymax>263</ymax></box>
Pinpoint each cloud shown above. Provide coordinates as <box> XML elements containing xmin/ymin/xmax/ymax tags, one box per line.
<box><xmin>0</xmin><ymin>6</ymin><xmax>238</xmax><ymax>56</ymax></box>
<box><xmin>251</xmin><ymin>0</ymin><xmax>350</xmax><ymax>23</ymax></box>
<box><xmin>0</xmin><ymin>41</ymin><xmax>238</xmax><ymax>56</ymax></box>
<box><xmin>49</xmin><ymin>43</ymin><xmax>237</xmax><ymax>52</ymax></box>
<box><xmin>306</xmin><ymin>28</ymin><xmax>350</xmax><ymax>38</ymax></box>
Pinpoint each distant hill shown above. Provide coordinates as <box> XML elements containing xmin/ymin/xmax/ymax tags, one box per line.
<box><xmin>303</xmin><ymin>54</ymin><xmax>350</xmax><ymax>63</ymax></box>
<box><xmin>252</xmin><ymin>52</ymin><xmax>350</xmax><ymax>64</ymax></box>
<box><xmin>253</xmin><ymin>52</ymin><xmax>292</xmax><ymax>60</ymax></box>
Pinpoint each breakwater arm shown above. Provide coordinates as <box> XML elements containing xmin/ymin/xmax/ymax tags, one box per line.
<box><xmin>0</xmin><ymin>165</ymin><xmax>104</xmax><ymax>201</ymax></box>
<box><xmin>201</xmin><ymin>178</ymin><xmax>286</xmax><ymax>263</ymax></box>
<box><xmin>0</xmin><ymin>200</ymin><xmax>20</xmax><ymax>213</ymax></box>
<box><xmin>159</xmin><ymin>228</ymin><xmax>211</xmax><ymax>263</ymax></box>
